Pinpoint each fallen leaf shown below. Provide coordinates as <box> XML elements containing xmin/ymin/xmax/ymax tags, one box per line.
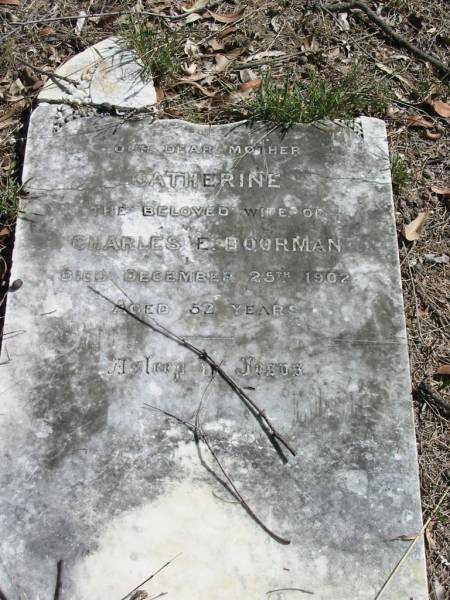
<box><xmin>423</xmin><ymin>253</ymin><xmax>449</xmax><ymax>264</ymax></box>
<box><xmin>436</xmin><ymin>365</ymin><xmax>450</xmax><ymax>375</ymax></box>
<box><xmin>303</xmin><ymin>36</ymin><xmax>319</xmax><ymax>52</ymax></box>
<box><xmin>30</xmin><ymin>78</ymin><xmax>45</xmax><ymax>91</ymax></box>
<box><xmin>375</xmin><ymin>62</ymin><xmax>413</xmax><ymax>88</ymax></box>
<box><xmin>271</xmin><ymin>16</ymin><xmax>282</xmax><ymax>33</ymax></box>
<box><xmin>10</xmin><ymin>77</ymin><xmax>25</xmax><ymax>93</ymax></box>
<box><xmin>247</xmin><ymin>50</ymin><xmax>286</xmax><ymax>61</ymax></box>
<box><xmin>425</xmin><ymin>130</ymin><xmax>442</xmax><ymax>140</ymax></box>
<box><xmin>239</xmin><ymin>79</ymin><xmax>261</xmax><ymax>91</ymax></box>
<box><xmin>425</xmin><ymin>525</ymin><xmax>436</xmax><ymax>548</ymax></box>
<box><xmin>401</xmin><ymin>212</ymin><xmax>429</xmax><ymax>241</ymax></box>
<box><xmin>75</xmin><ymin>10</ymin><xmax>87</xmax><ymax>35</ymax></box>
<box><xmin>428</xmin><ymin>99</ymin><xmax>450</xmax><ymax>118</ymax></box>
<box><xmin>20</xmin><ymin>67</ymin><xmax>39</xmax><ymax>87</ymax></box>
<box><xmin>432</xmin><ymin>577</ymin><xmax>446</xmax><ymax>600</ymax></box>
<box><xmin>155</xmin><ymin>87</ymin><xmax>164</xmax><ymax>102</ymax></box>
<box><xmin>239</xmin><ymin>68</ymin><xmax>258</xmax><ymax>83</ymax></box>
<box><xmin>0</xmin><ymin>98</ymin><xmax>28</xmax><ymax>127</ymax></box>
<box><xmin>337</xmin><ymin>12</ymin><xmax>350</xmax><ymax>31</ymax></box>
<box><xmin>230</xmin><ymin>80</ymin><xmax>261</xmax><ymax>102</ymax></box>
<box><xmin>327</xmin><ymin>48</ymin><xmax>340</xmax><ymax>59</ymax></box>
<box><xmin>184</xmin><ymin>13</ymin><xmax>202</xmax><ymax>24</ymax></box>
<box><xmin>0</xmin><ymin>227</ymin><xmax>10</xmax><ymax>238</ymax></box>
<box><xmin>182</xmin><ymin>0</ymin><xmax>209</xmax><ymax>14</ymax></box>
<box><xmin>207</xmin><ymin>9</ymin><xmax>244</xmax><ymax>23</ymax></box>
<box><xmin>47</xmin><ymin>44</ymin><xmax>60</xmax><ymax>63</ymax></box>
<box><xmin>0</xmin><ymin>0</ymin><xmax>20</xmax><ymax>5</ymax></box>
<box><xmin>8</xmin><ymin>78</ymin><xmax>25</xmax><ymax>99</ymax></box>
<box><xmin>218</xmin><ymin>26</ymin><xmax>236</xmax><ymax>39</ymax></box>
<box><xmin>133</xmin><ymin>0</ymin><xmax>144</xmax><ymax>14</ymax></box>
<box><xmin>405</xmin><ymin>114</ymin><xmax>434</xmax><ymax>128</ymax></box>
<box><xmin>209</xmin><ymin>38</ymin><xmax>224</xmax><ymax>51</ymax></box>
<box><xmin>178</xmin><ymin>71</ymin><xmax>208</xmax><ymax>82</ymax></box>
<box><xmin>19</xmin><ymin>67</ymin><xmax>45</xmax><ymax>91</ymax></box>
<box><xmin>214</xmin><ymin>54</ymin><xmax>231</xmax><ymax>73</ymax></box>
<box><xmin>431</xmin><ymin>185</ymin><xmax>450</xmax><ymax>198</ymax></box>
<box><xmin>385</xmin><ymin>105</ymin><xmax>399</xmax><ymax>118</ymax></box>
<box><xmin>182</xmin><ymin>62</ymin><xmax>197</xmax><ymax>75</ymax></box>
<box><xmin>183</xmin><ymin>39</ymin><xmax>201</xmax><ymax>57</ymax></box>
<box><xmin>39</xmin><ymin>25</ymin><xmax>55</xmax><ymax>36</ymax></box>
<box><xmin>393</xmin><ymin>90</ymin><xmax>409</xmax><ymax>103</ymax></box>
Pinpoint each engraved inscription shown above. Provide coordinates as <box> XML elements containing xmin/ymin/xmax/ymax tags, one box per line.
<box><xmin>132</xmin><ymin>171</ymin><xmax>281</xmax><ymax>188</ymax></box>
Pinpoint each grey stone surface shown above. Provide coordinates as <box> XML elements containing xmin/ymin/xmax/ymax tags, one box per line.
<box><xmin>38</xmin><ymin>37</ymin><xmax>157</xmax><ymax>109</ymax></box>
<box><xmin>0</xmin><ymin>106</ymin><xmax>427</xmax><ymax>600</ymax></box>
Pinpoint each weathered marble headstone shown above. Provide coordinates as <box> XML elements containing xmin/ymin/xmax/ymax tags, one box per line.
<box><xmin>1</xmin><ymin>42</ymin><xmax>427</xmax><ymax>600</ymax></box>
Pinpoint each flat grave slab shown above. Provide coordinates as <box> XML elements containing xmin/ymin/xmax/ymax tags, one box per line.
<box><xmin>0</xmin><ymin>102</ymin><xmax>427</xmax><ymax>599</ymax></box>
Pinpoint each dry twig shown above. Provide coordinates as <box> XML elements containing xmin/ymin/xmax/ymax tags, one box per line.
<box><xmin>53</xmin><ymin>560</ymin><xmax>64</xmax><ymax>600</ymax></box>
<box><xmin>145</xmin><ymin>403</ymin><xmax>291</xmax><ymax>545</ymax></box>
<box><xmin>10</xmin><ymin>2</ymin><xmax>224</xmax><ymax>27</ymax></box>
<box><xmin>89</xmin><ymin>287</ymin><xmax>295</xmax><ymax>460</ymax></box>
<box><xmin>119</xmin><ymin>555</ymin><xmax>179</xmax><ymax>600</ymax></box>
<box><xmin>324</xmin><ymin>1</ymin><xmax>450</xmax><ymax>76</ymax></box>
<box><xmin>418</xmin><ymin>383</ymin><xmax>450</xmax><ymax>419</ymax></box>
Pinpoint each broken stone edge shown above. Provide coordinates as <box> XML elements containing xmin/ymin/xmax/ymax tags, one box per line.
<box><xmin>38</xmin><ymin>37</ymin><xmax>157</xmax><ymax>111</ymax></box>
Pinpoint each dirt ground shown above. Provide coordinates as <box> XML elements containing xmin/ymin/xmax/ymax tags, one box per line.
<box><xmin>0</xmin><ymin>1</ymin><xmax>449</xmax><ymax>598</ymax></box>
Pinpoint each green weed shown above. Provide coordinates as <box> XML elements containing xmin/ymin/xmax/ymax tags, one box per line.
<box><xmin>0</xmin><ymin>40</ymin><xmax>16</xmax><ymax>76</ymax></box>
<box><xmin>119</xmin><ymin>18</ymin><xmax>180</xmax><ymax>82</ymax></box>
<box><xmin>391</xmin><ymin>153</ymin><xmax>409</xmax><ymax>188</ymax></box>
<box><xmin>245</xmin><ymin>66</ymin><xmax>390</xmax><ymax>125</ymax></box>
<box><xmin>435</xmin><ymin>511</ymin><xmax>449</xmax><ymax>524</ymax></box>
<box><xmin>0</xmin><ymin>171</ymin><xmax>24</xmax><ymax>224</ymax></box>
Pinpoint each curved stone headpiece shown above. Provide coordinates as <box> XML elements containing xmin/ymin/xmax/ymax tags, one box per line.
<box><xmin>38</xmin><ymin>37</ymin><xmax>157</xmax><ymax>109</ymax></box>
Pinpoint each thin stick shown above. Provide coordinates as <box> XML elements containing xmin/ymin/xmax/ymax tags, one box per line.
<box><xmin>53</xmin><ymin>560</ymin><xmax>64</xmax><ymax>600</ymax></box>
<box><xmin>18</xmin><ymin>59</ymin><xmax>78</xmax><ymax>86</ymax></box>
<box><xmin>120</xmin><ymin>554</ymin><xmax>180</xmax><ymax>600</ymax></box>
<box><xmin>89</xmin><ymin>287</ymin><xmax>295</xmax><ymax>458</ymax></box>
<box><xmin>324</xmin><ymin>1</ymin><xmax>450</xmax><ymax>76</ymax></box>
<box><xmin>145</xmin><ymin>404</ymin><xmax>291</xmax><ymax>545</ymax></box>
<box><xmin>17</xmin><ymin>60</ymin><xmax>74</xmax><ymax>97</ymax></box>
<box><xmin>374</xmin><ymin>487</ymin><xmax>449</xmax><ymax>599</ymax></box>
<box><xmin>11</xmin><ymin>2</ymin><xmax>224</xmax><ymax>27</ymax></box>
<box><xmin>11</xmin><ymin>10</ymin><xmax>177</xmax><ymax>26</ymax></box>
<box><xmin>418</xmin><ymin>382</ymin><xmax>450</xmax><ymax>419</ymax></box>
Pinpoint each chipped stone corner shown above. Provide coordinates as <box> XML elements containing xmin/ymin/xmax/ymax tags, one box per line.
<box><xmin>38</xmin><ymin>36</ymin><xmax>157</xmax><ymax>110</ymax></box>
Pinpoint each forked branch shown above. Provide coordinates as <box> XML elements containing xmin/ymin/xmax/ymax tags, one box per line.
<box><xmin>145</xmin><ymin>403</ymin><xmax>291</xmax><ymax>545</ymax></box>
<box><xmin>89</xmin><ymin>287</ymin><xmax>295</xmax><ymax>460</ymax></box>
<box><xmin>324</xmin><ymin>1</ymin><xmax>450</xmax><ymax>77</ymax></box>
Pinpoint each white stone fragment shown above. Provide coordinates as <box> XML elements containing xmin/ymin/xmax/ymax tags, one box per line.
<box><xmin>38</xmin><ymin>37</ymin><xmax>157</xmax><ymax>109</ymax></box>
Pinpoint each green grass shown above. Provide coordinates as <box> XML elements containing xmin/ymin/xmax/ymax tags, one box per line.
<box><xmin>119</xmin><ymin>18</ymin><xmax>180</xmax><ymax>82</ymax></box>
<box><xmin>0</xmin><ymin>39</ymin><xmax>16</xmax><ymax>75</ymax></box>
<box><xmin>390</xmin><ymin>153</ymin><xmax>409</xmax><ymax>188</ymax></box>
<box><xmin>245</xmin><ymin>66</ymin><xmax>390</xmax><ymax>125</ymax></box>
<box><xmin>0</xmin><ymin>171</ymin><xmax>24</xmax><ymax>224</ymax></box>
